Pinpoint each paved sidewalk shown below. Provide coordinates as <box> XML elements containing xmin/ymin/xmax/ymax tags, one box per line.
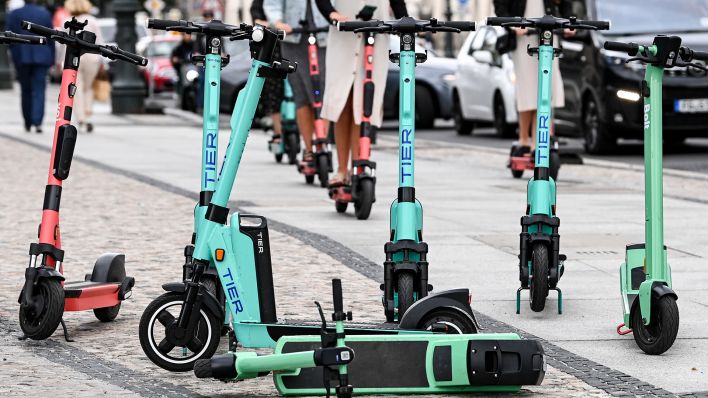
<box><xmin>1</xmin><ymin>127</ymin><xmax>608</xmax><ymax>397</ymax></box>
<box><xmin>2</xmin><ymin>84</ymin><xmax>707</xmax><ymax>396</ymax></box>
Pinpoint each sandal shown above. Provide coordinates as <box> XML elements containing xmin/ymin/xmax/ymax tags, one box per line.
<box><xmin>269</xmin><ymin>134</ymin><xmax>281</xmax><ymax>144</ymax></box>
<box><xmin>328</xmin><ymin>173</ymin><xmax>347</xmax><ymax>188</ymax></box>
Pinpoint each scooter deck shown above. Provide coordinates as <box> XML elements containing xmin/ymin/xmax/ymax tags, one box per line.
<box><xmin>64</xmin><ymin>281</ymin><xmax>121</xmax><ymax>311</ymax></box>
<box><xmin>273</xmin><ymin>333</ymin><xmax>545</xmax><ymax>395</ymax></box>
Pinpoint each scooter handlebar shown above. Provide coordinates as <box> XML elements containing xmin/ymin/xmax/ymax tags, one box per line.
<box><xmin>680</xmin><ymin>46</ymin><xmax>708</xmax><ymax>62</ymax></box>
<box><xmin>604</xmin><ymin>41</ymin><xmax>639</xmax><ymax>56</ymax></box>
<box><xmin>22</xmin><ymin>21</ymin><xmax>60</xmax><ymax>38</ymax></box>
<box><xmin>576</xmin><ymin>19</ymin><xmax>610</xmax><ymax>30</ymax></box>
<box><xmin>485</xmin><ymin>16</ymin><xmax>524</xmax><ymax>26</ymax></box>
<box><xmin>0</xmin><ymin>31</ymin><xmax>47</xmax><ymax>45</ymax></box>
<box><xmin>337</xmin><ymin>20</ymin><xmax>381</xmax><ymax>31</ymax></box>
<box><xmin>435</xmin><ymin>21</ymin><xmax>475</xmax><ymax>31</ymax></box>
<box><xmin>146</xmin><ymin>18</ymin><xmax>188</xmax><ymax>31</ymax></box>
<box><xmin>101</xmin><ymin>45</ymin><xmax>148</xmax><ymax>66</ymax></box>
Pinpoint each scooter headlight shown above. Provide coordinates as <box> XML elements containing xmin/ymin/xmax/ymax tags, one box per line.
<box><xmin>186</xmin><ymin>69</ymin><xmax>200</xmax><ymax>82</ymax></box>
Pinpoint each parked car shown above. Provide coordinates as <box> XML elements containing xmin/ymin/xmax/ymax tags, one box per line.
<box><xmin>452</xmin><ymin>26</ymin><xmax>517</xmax><ymax>137</ymax></box>
<box><xmin>383</xmin><ymin>36</ymin><xmax>457</xmax><ymax>129</ymax></box>
<box><xmin>557</xmin><ymin>0</ymin><xmax>708</xmax><ymax>153</ymax></box>
<box><xmin>137</xmin><ymin>35</ymin><xmax>180</xmax><ymax>93</ymax></box>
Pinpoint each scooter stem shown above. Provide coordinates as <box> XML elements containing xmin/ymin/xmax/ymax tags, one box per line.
<box><xmin>644</xmin><ymin>63</ymin><xmax>665</xmax><ymax>280</ymax></box>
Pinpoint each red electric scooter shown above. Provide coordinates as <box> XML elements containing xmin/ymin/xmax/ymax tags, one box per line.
<box><xmin>509</xmin><ymin>123</ymin><xmax>561</xmax><ymax>180</ymax></box>
<box><xmin>293</xmin><ymin>20</ymin><xmax>332</xmax><ymax>187</ymax></box>
<box><xmin>329</xmin><ymin>6</ymin><xmax>378</xmax><ymax>219</ymax></box>
<box><xmin>18</xmin><ymin>18</ymin><xmax>145</xmax><ymax>341</ymax></box>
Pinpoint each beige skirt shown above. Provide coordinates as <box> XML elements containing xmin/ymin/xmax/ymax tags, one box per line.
<box><xmin>511</xmin><ymin>33</ymin><xmax>565</xmax><ymax>112</ymax></box>
<box><xmin>320</xmin><ymin>0</ymin><xmax>390</xmax><ymax>127</ymax></box>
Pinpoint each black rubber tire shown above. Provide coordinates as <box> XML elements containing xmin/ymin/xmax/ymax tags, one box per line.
<box><xmin>529</xmin><ymin>244</ymin><xmax>549</xmax><ymax>312</ymax></box>
<box><xmin>139</xmin><ymin>292</ymin><xmax>221</xmax><ymax>372</ymax></box>
<box><xmin>418</xmin><ymin>309</ymin><xmax>477</xmax><ymax>334</ymax></box>
<box><xmin>453</xmin><ymin>94</ymin><xmax>474</xmax><ymax>136</ymax></box>
<box><xmin>354</xmin><ymin>179</ymin><xmax>374</xmax><ymax>220</ymax></box>
<box><xmin>335</xmin><ymin>201</ymin><xmax>348</xmax><ymax>213</ymax></box>
<box><xmin>94</xmin><ymin>303</ymin><xmax>121</xmax><ymax>322</ymax></box>
<box><xmin>275</xmin><ymin>153</ymin><xmax>283</xmax><ymax>163</ymax></box>
<box><xmin>549</xmin><ymin>151</ymin><xmax>561</xmax><ymax>181</ymax></box>
<box><xmin>511</xmin><ymin>169</ymin><xmax>524</xmax><ymax>179</ymax></box>
<box><xmin>286</xmin><ymin>133</ymin><xmax>299</xmax><ymax>165</ymax></box>
<box><xmin>494</xmin><ymin>93</ymin><xmax>516</xmax><ymax>138</ymax></box>
<box><xmin>193</xmin><ymin>359</ymin><xmax>213</xmax><ymax>378</ymax></box>
<box><xmin>415</xmin><ymin>85</ymin><xmax>435</xmax><ymax>129</ymax></box>
<box><xmin>316</xmin><ymin>154</ymin><xmax>329</xmax><ymax>188</ymax></box>
<box><xmin>396</xmin><ymin>272</ymin><xmax>415</xmax><ymax>319</ymax></box>
<box><xmin>583</xmin><ymin>97</ymin><xmax>616</xmax><ymax>154</ymax></box>
<box><xmin>632</xmin><ymin>295</ymin><xmax>679</xmax><ymax>355</ymax></box>
<box><xmin>305</xmin><ymin>174</ymin><xmax>315</xmax><ymax>184</ymax></box>
<box><xmin>19</xmin><ymin>278</ymin><xmax>64</xmax><ymax>340</ymax></box>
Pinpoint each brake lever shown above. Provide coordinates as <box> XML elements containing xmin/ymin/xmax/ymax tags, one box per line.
<box><xmin>626</xmin><ymin>56</ymin><xmax>653</xmax><ymax>64</ymax></box>
<box><xmin>677</xmin><ymin>60</ymin><xmax>708</xmax><ymax>71</ymax></box>
<box><xmin>229</xmin><ymin>31</ymin><xmax>251</xmax><ymax>41</ymax></box>
<box><xmin>315</xmin><ymin>301</ymin><xmax>327</xmax><ymax>329</ymax></box>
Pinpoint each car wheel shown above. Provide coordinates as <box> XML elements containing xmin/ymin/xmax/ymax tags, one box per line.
<box><xmin>415</xmin><ymin>85</ymin><xmax>435</xmax><ymax>129</ymax></box>
<box><xmin>494</xmin><ymin>93</ymin><xmax>516</xmax><ymax>138</ymax></box>
<box><xmin>453</xmin><ymin>93</ymin><xmax>474</xmax><ymax>135</ymax></box>
<box><xmin>583</xmin><ymin>97</ymin><xmax>616</xmax><ymax>154</ymax></box>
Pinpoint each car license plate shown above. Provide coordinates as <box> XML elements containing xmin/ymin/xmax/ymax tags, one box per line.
<box><xmin>674</xmin><ymin>98</ymin><xmax>708</xmax><ymax>113</ymax></box>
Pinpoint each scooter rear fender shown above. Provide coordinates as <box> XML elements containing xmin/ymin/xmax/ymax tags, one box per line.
<box><xmin>399</xmin><ymin>288</ymin><xmax>480</xmax><ymax>332</ymax></box>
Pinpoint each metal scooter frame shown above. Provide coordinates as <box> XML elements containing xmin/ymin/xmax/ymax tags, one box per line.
<box><xmin>18</xmin><ymin>19</ymin><xmax>143</xmax><ymax>340</ymax></box>
<box><xmin>487</xmin><ymin>16</ymin><xmax>609</xmax><ymax>314</ymax></box>
<box><xmin>606</xmin><ymin>36</ymin><xmax>704</xmax><ymax>355</ymax></box>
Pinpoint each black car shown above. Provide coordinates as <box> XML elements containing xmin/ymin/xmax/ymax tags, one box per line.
<box><xmin>556</xmin><ymin>0</ymin><xmax>708</xmax><ymax>153</ymax></box>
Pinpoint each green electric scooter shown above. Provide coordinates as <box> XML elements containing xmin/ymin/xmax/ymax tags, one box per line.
<box><xmin>487</xmin><ymin>16</ymin><xmax>609</xmax><ymax>314</ymax></box>
<box><xmin>197</xmin><ymin>280</ymin><xmax>546</xmax><ymax>396</ymax></box>
<box><xmin>139</xmin><ymin>20</ymin><xmax>481</xmax><ymax>373</ymax></box>
<box><xmin>348</xmin><ymin>17</ymin><xmax>477</xmax><ymax>322</ymax></box>
<box><xmin>606</xmin><ymin>36</ymin><xmax>704</xmax><ymax>355</ymax></box>
<box><xmin>269</xmin><ymin>79</ymin><xmax>301</xmax><ymax>165</ymax></box>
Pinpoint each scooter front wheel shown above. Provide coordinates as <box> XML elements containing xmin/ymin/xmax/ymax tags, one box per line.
<box><xmin>632</xmin><ymin>296</ymin><xmax>679</xmax><ymax>355</ymax></box>
<box><xmin>529</xmin><ymin>243</ymin><xmax>549</xmax><ymax>312</ymax></box>
<box><xmin>549</xmin><ymin>151</ymin><xmax>561</xmax><ymax>181</ymax></box>
<box><xmin>286</xmin><ymin>133</ymin><xmax>299</xmax><ymax>165</ymax></box>
<box><xmin>275</xmin><ymin>153</ymin><xmax>283</xmax><ymax>163</ymax></box>
<box><xmin>139</xmin><ymin>292</ymin><xmax>220</xmax><ymax>372</ymax></box>
<box><xmin>19</xmin><ymin>278</ymin><xmax>64</xmax><ymax>340</ymax></box>
<box><xmin>396</xmin><ymin>272</ymin><xmax>415</xmax><ymax>320</ymax></box>
<box><xmin>316</xmin><ymin>155</ymin><xmax>329</xmax><ymax>188</ymax></box>
<box><xmin>354</xmin><ymin>179</ymin><xmax>374</xmax><ymax>220</ymax></box>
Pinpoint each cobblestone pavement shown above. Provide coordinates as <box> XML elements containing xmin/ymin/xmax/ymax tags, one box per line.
<box><xmin>0</xmin><ymin>136</ymin><xmax>613</xmax><ymax>397</ymax></box>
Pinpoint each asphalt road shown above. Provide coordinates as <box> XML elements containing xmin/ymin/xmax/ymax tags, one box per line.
<box><xmin>380</xmin><ymin>121</ymin><xmax>708</xmax><ymax>175</ymax></box>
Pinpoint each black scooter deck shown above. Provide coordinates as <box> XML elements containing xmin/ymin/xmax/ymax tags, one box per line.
<box><xmin>273</xmin><ymin>333</ymin><xmax>545</xmax><ymax>395</ymax></box>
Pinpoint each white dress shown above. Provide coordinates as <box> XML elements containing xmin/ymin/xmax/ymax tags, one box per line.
<box><xmin>511</xmin><ymin>0</ymin><xmax>565</xmax><ymax>112</ymax></box>
<box><xmin>320</xmin><ymin>0</ymin><xmax>390</xmax><ymax>127</ymax></box>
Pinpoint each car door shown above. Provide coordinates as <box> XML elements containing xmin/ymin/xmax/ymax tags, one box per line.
<box><xmin>477</xmin><ymin>28</ymin><xmax>503</xmax><ymax>121</ymax></box>
<box><xmin>459</xmin><ymin>27</ymin><xmax>493</xmax><ymax>119</ymax></box>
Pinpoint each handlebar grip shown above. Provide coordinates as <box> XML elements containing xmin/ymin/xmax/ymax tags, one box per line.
<box><xmin>146</xmin><ymin>18</ymin><xmax>184</xmax><ymax>30</ymax></box>
<box><xmin>1</xmin><ymin>32</ymin><xmax>47</xmax><ymax>44</ymax></box>
<box><xmin>22</xmin><ymin>21</ymin><xmax>59</xmax><ymax>38</ymax></box>
<box><xmin>577</xmin><ymin>19</ymin><xmax>610</xmax><ymax>30</ymax></box>
<box><xmin>689</xmin><ymin>49</ymin><xmax>708</xmax><ymax>62</ymax></box>
<box><xmin>485</xmin><ymin>16</ymin><xmax>523</xmax><ymax>26</ymax></box>
<box><xmin>437</xmin><ymin>21</ymin><xmax>475</xmax><ymax>31</ymax></box>
<box><xmin>338</xmin><ymin>20</ymin><xmax>381</xmax><ymax>31</ymax></box>
<box><xmin>113</xmin><ymin>46</ymin><xmax>148</xmax><ymax>66</ymax></box>
<box><xmin>604</xmin><ymin>41</ymin><xmax>639</xmax><ymax>55</ymax></box>
<box><xmin>332</xmin><ymin>279</ymin><xmax>343</xmax><ymax>313</ymax></box>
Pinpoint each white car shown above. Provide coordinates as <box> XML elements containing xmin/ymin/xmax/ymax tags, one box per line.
<box><xmin>452</xmin><ymin>26</ymin><xmax>517</xmax><ymax>137</ymax></box>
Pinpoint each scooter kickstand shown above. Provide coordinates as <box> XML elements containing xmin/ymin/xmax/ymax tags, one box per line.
<box><xmin>60</xmin><ymin>318</ymin><xmax>74</xmax><ymax>342</ymax></box>
<box><xmin>554</xmin><ymin>287</ymin><xmax>563</xmax><ymax>315</ymax></box>
<box><xmin>516</xmin><ymin>287</ymin><xmax>523</xmax><ymax>314</ymax></box>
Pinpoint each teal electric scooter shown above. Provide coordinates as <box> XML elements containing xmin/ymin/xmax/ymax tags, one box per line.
<box><xmin>487</xmin><ymin>16</ymin><xmax>609</xmax><ymax>314</ymax></box>
<box><xmin>269</xmin><ymin>79</ymin><xmax>300</xmax><ymax>164</ymax></box>
<box><xmin>197</xmin><ymin>280</ymin><xmax>546</xmax><ymax>396</ymax></box>
<box><xmin>139</xmin><ymin>20</ymin><xmax>481</xmax><ymax>373</ymax></box>
<box><xmin>606</xmin><ymin>37</ymin><xmax>703</xmax><ymax>355</ymax></box>
<box><xmin>195</xmin><ymin>279</ymin><xmax>354</xmax><ymax>398</ymax></box>
<box><xmin>365</xmin><ymin>17</ymin><xmax>476</xmax><ymax>322</ymax></box>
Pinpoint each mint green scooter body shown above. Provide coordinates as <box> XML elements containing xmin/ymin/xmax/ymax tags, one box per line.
<box><xmin>273</xmin><ymin>333</ymin><xmax>544</xmax><ymax>395</ymax></box>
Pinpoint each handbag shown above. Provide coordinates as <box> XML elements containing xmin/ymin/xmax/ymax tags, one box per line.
<box><xmin>496</xmin><ymin>28</ymin><xmax>517</xmax><ymax>55</ymax></box>
<box><xmin>93</xmin><ymin>64</ymin><xmax>111</xmax><ymax>102</ymax></box>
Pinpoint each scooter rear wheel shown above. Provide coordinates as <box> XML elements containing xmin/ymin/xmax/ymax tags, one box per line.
<box><xmin>139</xmin><ymin>292</ymin><xmax>220</xmax><ymax>372</ymax></box>
<box><xmin>94</xmin><ymin>303</ymin><xmax>121</xmax><ymax>322</ymax></box>
<box><xmin>335</xmin><ymin>201</ymin><xmax>348</xmax><ymax>213</ymax></box>
<box><xmin>418</xmin><ymin>308</ymin><xmax>477</xmax><ymax>334</ymax></box>
<box><xmin>396</xmin><ymin>272</ymin><xmax>415</xmax><ymax>320</ymax></box>
<box><xmin>354</xmin><ymin>179</ymin><xmax>374</xmax><ymax>220</ymax></box>
<box><xmin>632</xmin><ymin>296</ymin><xmax>679</xmax><ymax>355</ymax></box>
<box><xmin>550</xmin><ymin>151</ymin><xmax>561</xmax><ymax>181</ymax></box>
<box><xmin>530</xmin><ymin>244</ymin><xmax>549</xmax><ymax>312</ymax></box>
<box><xmin>275</xmin><ymin>153</ymin><xmax>283</xmax><ymax>163</ymax></box>
<box><xmin>19</xmin><ymin>278</ymin><xmax>64</xmax><ymax>340</ymax></box>
<box><xmin>511</xmin><ymin>169</ymin><xmax>524</xmax><ymax>179</ymax></box>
